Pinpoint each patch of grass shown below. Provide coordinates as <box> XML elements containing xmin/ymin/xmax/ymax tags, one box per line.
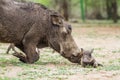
<box><xmin>94</xmin><ymin>53</ymin><xmax>105</xmax><ymax>58</ymax></box>
<box><xmin>95</xmin><ymin>48</ymin><xmax>103</xmax><ymax>51</ymax></box>
<box><xmin>109</xmin><ymin>58</ymin><xmax>120</xmax><ymax>64</ymax></box>
<box><xmin>0</xmin><ymin>57</ymin><xmax>21</xmax><ymax>67</ymax></box>
<box><xmin>17</xmin><ymin>64</ymin><xmax>98</xmax><ymax>79</ymax></box>
<box><xmin>97</xmin><ymin>65</ymin><xmax>120</xmax><ymax>71</ymax></box>
<box><xmin>112</xmin><ymin>50</ymin><xmax>120</xmax><ymax>53</ymax></box>
<box><xmin>116</xmin><ymin>35</ymin><xmax>120</xmax><ymax>39</ymax></box>
<box><xmin>0</xmin><ymin>77</ymin><xmax>22</xmax><ymax>80</ymax></box>
<box><xmin>18</xmin><ymin>68</ymin><xmax>69</xmax><ymax>79</ymax></box>
<box><xmin>97</xmin><ymin>58</ymin><xmax>120</xmax><ymax>71</ymax></box>
<box><xmin>105</xmin><ymin>65</ymin><xmax>120</xmax><ymax>71</ymax></box>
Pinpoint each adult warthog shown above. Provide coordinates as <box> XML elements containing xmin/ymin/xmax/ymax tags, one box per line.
<box><xmin>0</xmin><ymin>0</ymin><xmax>102</xmax><ymax>67</ymax></box>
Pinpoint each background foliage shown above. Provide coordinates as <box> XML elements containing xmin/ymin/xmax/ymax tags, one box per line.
<box><xmin>25</xmin><ymin>0</ymin><xmax>120</xmax><ymax>23</ymax></box>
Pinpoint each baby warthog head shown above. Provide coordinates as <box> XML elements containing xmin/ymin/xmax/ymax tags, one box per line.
<box><xmin>80</xmin><ymin>48</ymin><xmax>103</xmax><ymax>68</ymax></box>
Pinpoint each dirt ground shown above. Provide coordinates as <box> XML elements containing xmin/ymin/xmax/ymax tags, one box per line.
<box><xmin>0</xmin><ymin>24</ymin><xmax>120</xmax><ymax>80</ymax></box>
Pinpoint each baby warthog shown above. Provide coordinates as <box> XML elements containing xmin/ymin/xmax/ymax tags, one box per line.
<box><xmin>80</xmin><ymin>49</ymin><xmax>103</xmax><ymax>68</ymax></box>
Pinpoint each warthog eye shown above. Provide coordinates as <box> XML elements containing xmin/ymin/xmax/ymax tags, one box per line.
<box><xmin>68</xmin><ymin>25</ymin><xmax>72</xmax><ymax>31</ymax></box>
<box><xmin>89</xmin><ymin>54</ymin><xmax>91</xmax><ymax>57</ymax></box>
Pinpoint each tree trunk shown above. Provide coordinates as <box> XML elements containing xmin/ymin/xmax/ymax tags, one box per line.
<box><xmin>106</xmin><ymin>0</ymin><xmax>118</xmax><ymax>23</ymax></box>
<box><xmin>112</xmin><ymin>0</ymin><xmax>118</xmax><ymax>23</ymax></box>
<box><xmin>106</xmin><ymin>0</ymin><xmax>112</xmax><ymax>19</ymax></box>
<box><xmin>59</xmin><ymin>0</ymin><xmax>70</xmax><ymax>21</ymax></box>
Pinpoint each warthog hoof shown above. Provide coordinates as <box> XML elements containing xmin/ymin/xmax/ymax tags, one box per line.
<box><xmin>12</xmin><ymin>52</ymin><xmax>27</xmax><ymax>63</ymax></box>
<box><xmin>93</xmin><ymin>62</ymin><xmax>103</xmax><ymax>68</ymax></box>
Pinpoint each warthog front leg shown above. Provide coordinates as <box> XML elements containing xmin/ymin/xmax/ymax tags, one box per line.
<box><xmin>21</xmin><ymin>25</ymin><xmax>40</xmax><ymax>63</ymax></box>
<box><xmin>13</xmin><ymin>41</ymin><xmax>40</xmax><ymax>63</ymax></box>
<box><xmin>12</xmin><ymin>23</ymin><xmax>41</xmax><ymax>63</ymax></box>
<box><xmin>23</xmin><ymin>43</ymin><xmax>40</xmax><ymax>63</ymax></box>
<box><xmin>12</xmin><ymin>44</ymin><xmax>28</xmax><ymax>63</ymax></box>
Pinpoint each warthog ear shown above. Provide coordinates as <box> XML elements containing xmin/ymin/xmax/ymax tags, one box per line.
<box><xmin>90</xmin><ymin>49</ymin><xmax>94</xmax><ymax>54</ymax></box>
<box><xmin>51</xmin><ymin>14</ymin><xmax>62</xmax><ymax>26</ymax></box>
<box><xmin>81</xmin><ymin>48</ymin><xmax>83</xmax><ymax>51</ymax></box>
<box><xmin>78</xmin><ymin>48</ymin><xmax>84</xmax><ymax>57</ymax></box>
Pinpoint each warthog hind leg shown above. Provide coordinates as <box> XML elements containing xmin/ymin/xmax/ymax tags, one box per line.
<box><xmin>6</xmin><ymin>44</ymin><xmax>17</xmax><ymax>54</ymax></box>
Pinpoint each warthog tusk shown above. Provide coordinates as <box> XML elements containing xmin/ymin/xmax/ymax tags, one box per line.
<box><xmin>60</xmin><ymin>43</ymin><xmax>64</xmax><ymax>55</ymax></box>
